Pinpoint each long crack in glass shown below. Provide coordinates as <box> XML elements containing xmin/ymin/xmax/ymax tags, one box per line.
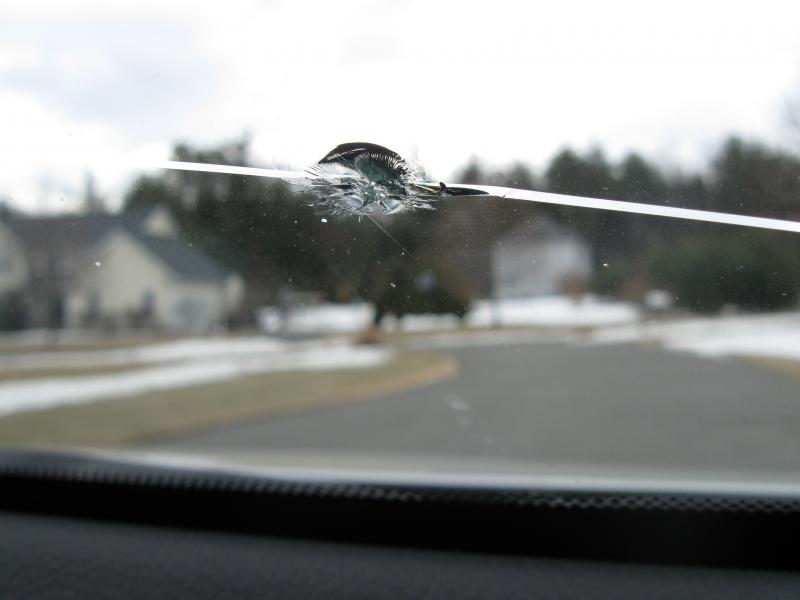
<box><xmin>158</xmin><ymin>142</ymin><xmax>800</xmax><ymax>234</ymax></box>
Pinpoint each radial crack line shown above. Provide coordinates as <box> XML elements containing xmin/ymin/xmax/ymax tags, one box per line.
<box><xmin>460</xmin><ymin>184</ymin><xmax>800</xmax><ymax>234</ymax></box>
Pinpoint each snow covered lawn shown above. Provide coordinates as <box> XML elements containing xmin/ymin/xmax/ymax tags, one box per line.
<box><xmin>591</xmin><ymin>311</ymin><xmax>800</xmax><ymax>363</ymax></box>
<box><xmin>466</xmin><ymin>296</ymin><xmax>639</xmax><ymax>329</ymax></box>
<box><xmin>0</xmin><ymin>339</ymin><xmax>390</xmax><ymax>416</ymax></box>
<box><xmin>258</xmin><ymin>295</ymin><xmax>641</xmax><ymax>335</ymax></box>
<box><xmin>259</xmin><ymin>304</ymin><xmax>374</xmax><ymax>335</ymax></box>
<box><xmin>0</xmin><ymin>337</ymin><xmax>287</xmax><ymax>371</ymax></box>
<box><xmin>658</xmin><ymin>313</ymin><xmax>800</xmax><ymax>362</ymax></box>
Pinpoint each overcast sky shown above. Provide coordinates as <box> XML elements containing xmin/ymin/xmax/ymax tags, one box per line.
<box><xmin>1</xmin><ymin>0</ymin><xmax>799</xmax><ymax>212</ymax></box>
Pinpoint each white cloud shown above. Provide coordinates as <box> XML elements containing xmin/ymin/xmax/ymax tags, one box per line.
<box><xmin>1</xmin><ymin>0</ymin><xmax>799</xmax><ymax>210</ymax></box>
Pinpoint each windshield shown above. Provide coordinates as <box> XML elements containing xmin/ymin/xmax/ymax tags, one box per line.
<box><xmin>2</xmin><ymin>1</ymin><xmax>800</xmax><ymax>487</ymax></box>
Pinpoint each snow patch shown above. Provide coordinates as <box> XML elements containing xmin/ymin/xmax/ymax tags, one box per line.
<box><xmin>259</xmin><ymin>304</ymin><xmax>374</xmax><ymax>335</ymax></box>
<box><xmin>467</xmin><ymin>296</ymin><xmax>639</xmax><ymax>328</ymax></box>
<box><xmin>0</xmin><ymin>344</ymin><xmax>391</xmax><ymax>417</ymax></box>
<box><xmin>258</xmin><ymin>295</ymin><xmax>640</xmax><ymax>336</ymax></box>
<box><xmin>590</xmin><ymin>311</ymin><xmax>800</xmax><ymax>363</ymax></box>
<box><xmin>0</xmin><ymin>337</ymin><xmax>288</xmax><ymax>371</ymax></box>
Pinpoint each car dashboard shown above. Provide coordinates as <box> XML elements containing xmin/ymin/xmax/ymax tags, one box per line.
<box><xmin>0</xmin><ymin>448</ymin><xmax>798</xmax><ymax>599</ymax></box>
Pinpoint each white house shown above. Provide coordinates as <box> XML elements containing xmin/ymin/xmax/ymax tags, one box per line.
<box><xmin>491</xmin><ymin>215</ymin><xmax>592</xmax><ymax>299</ymax></box>
<box><xmin>0</xmin><ymin>207</ymin><xmax>244</xmax><ymax>333</ymax></box>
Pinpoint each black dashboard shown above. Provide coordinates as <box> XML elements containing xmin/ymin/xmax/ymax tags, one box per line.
<box><xmin>0</xmin><ymin>449</ymin><xmax>798</xmax><ymax>598</ymax></box>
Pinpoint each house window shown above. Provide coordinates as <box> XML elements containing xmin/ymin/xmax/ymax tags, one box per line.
<box><xmin>142</xmin><ymin>289</ymin><xmax>156</xmax><ymax>317</ymax></box>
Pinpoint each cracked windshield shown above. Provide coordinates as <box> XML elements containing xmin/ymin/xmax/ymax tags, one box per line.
<box><xmin>3</xmin><ymin>1</ymin><xmax>800</xmax><ymax>483</ymax></box>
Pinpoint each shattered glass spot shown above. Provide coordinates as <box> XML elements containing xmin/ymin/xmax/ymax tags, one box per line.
<box><xmin>286</xmin><ymin>142</ymin><xmax>486</xmax><ymax>216</ymax></box>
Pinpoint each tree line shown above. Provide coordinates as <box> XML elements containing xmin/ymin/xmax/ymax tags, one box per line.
<box><xmin>119</xmin><ymin>135</ymin><xmax>800</xmax><ymax>318</ymax></box>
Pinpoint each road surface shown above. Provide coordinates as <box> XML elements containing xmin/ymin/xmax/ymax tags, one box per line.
<box><xmin>144</xmin><ymin>342</ymin><xmax>800</xmax><ymax>473</ymax></box>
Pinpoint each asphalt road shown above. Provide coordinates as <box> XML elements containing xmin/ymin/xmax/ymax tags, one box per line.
<box><xmin>145</xmin><ymin>342</ymin><xmax>800</xmax><ymax>473</ymax></box>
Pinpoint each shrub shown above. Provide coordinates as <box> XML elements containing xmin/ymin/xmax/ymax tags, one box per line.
<box><xmin>0</xmin><ymin>291</ymin><xmax>28</xmax><ymax>331</ymax></box>
<box><xmin>648</xmin><ymin>232</ymin><xmax>800</xmax><ymax>313</ymax></box>
<box><xmin>370</xmin><ymin>254</ymin><xmax>473</xmax><ymax>325</ymax></box>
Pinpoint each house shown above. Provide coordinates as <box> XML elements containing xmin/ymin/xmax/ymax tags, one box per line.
<box><xmin>491</xmin><ymin>215</ymin><xmax>592</xmax><ymax>299</ymax></box>
<box><xmin>0</xmin><ymin>207</ymin><xmax>244</xmax><ymax>333</ymax></box>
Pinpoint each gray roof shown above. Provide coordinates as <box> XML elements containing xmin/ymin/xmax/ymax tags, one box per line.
<box><xmin>6</xmin><ymin>214</ymin><xmax>116</xmax><ymax>256</ymax></box>
<box><xmin>131</xmin><ymin>231</ymin><xmax>233</xmax><ymax>282</ymax></box>
<box><xmin>5</xmin><ymin>211</ymin><xmax>234</xmax><ymax>283</ymax></box>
